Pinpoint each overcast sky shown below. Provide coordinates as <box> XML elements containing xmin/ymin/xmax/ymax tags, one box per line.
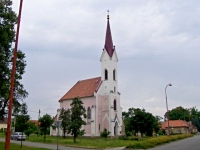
<box><xmin>12</xmin><ymin>0</ymin><xmax>200</xmax><ymax>120</ymax></box>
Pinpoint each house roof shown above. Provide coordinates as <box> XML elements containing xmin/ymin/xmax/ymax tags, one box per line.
<box><xmin>104</xmin><ymin>15</ymin><xmax>115</xmax><ymax>57</ymax></box>
<box><xmin>53</xmin><ymin>115</ymin><xmax>57</xmax><ymax>122</ymax></box>
<box><xmin>161</xmin><ymin>120</ymin><xmax>189</xmax><ymax>129</ymax></box>
<box><xmin>59</xmin><ymin>77</ymin><xmax>102</xmax><ymax>102</ymax></box>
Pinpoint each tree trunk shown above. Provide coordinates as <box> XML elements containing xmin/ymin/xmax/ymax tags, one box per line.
<box><xmin>74</xmin><ymin>135</ymin><xmax>76</xmax><ymax>143</ymax></box>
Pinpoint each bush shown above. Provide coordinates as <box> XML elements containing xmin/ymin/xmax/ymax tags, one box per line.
<box><xmin>100</xmin><ymin>128</ymin><xmax>110</xmax><ymax>138</ymax></box>
<box><xmin>0</xmin><ymin>128</ymin><xmax>3</xmax><ymax>133</ymax></box>
<box><xmin>130</xmin><ymin>137</ymin><xmax>139</xmax><ymax>141</ymax></box>
<box><xmin>118</xmin><ymin>135</ymin><xmax>128</xmax><ymax>140</ymax></box>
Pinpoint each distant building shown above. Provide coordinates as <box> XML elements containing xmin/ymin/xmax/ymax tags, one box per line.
<box><xmin>51</xmin><ymin>14</ymin><xmax>122</xmax><ymax>137</ymax></box>
<box><xmin>0</xmin><ymin>118</ymin><xmax>8</xmax><ymax>131</ymax></box>
<box><xmin>161</xmin><ymin>120</ymin><xmax>198</xmax><ymax>134</ymax></box>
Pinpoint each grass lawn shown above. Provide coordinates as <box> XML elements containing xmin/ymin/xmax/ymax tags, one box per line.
<box><xmin>0</xmin><ymin>133</ymin><xmax>193</xmax><ymax>149</ymax></box>
<box><xmin>0</xmin><ymin>141</ymin><xmax>50</xmax><ymax>150</ymax></box>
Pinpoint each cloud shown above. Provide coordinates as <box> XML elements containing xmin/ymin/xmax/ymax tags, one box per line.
<box><xmin>11</xmin><ymin>0</ymin><xmax>200</xmax><ymax>120</ymax></box>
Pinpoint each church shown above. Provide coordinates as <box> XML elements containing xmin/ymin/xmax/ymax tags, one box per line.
<box><xmin>51</xmin><ymin>14</ymin><xmax>122</xmax><ymax>137</ymax></box>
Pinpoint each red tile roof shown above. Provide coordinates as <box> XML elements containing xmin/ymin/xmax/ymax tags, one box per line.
<box><xmin>161</xmin><ymin>120</ymin><xmax>189</xmax><ymax>129</ymax></box>
<box><xmin>53</xmin><ymin>115</ymin><xmax>57</xmax><ymax>122</ymax></box>
<box><xmin>59</xmin><ymin>77</ymin><xmax>102</xmax><ymax>102</ymax></box>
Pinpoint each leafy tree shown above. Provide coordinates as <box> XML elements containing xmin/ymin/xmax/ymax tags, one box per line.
<box><xmin>24</xmin><ymin>121</ymin><xmax>37</xmax><ymax>137</ymax></box>
<box><xmin>189</xmin><ymin>107</ymin><xmax>200</xmax><ymax>131</ymax></box>
<box><xmin>0</xmin><ymin>0</ymin><xmax>28</xmax><ymax>120</ymax></box>
<box><xmin>166</xmin><ymin>106</ymin><xmax>200</xmax><ymax>132</ymax></box>
<box><xmin>67</xmin><ymin>97</ymin><xmax>86</xmax><ymax>143</ymax></box>
<box><xmin>123</xmin><ymin>108</ymin><xmax>160</xmax><ymax>137</ymax></box>
<box><xmin>154</xmin><ymin>116</ymin><xmax>162</xmax><ymax>135</ymax></box>
<box><xmin>59</xmin><ymin>108</ymin><xmax>70</xmax><ymax>138</ymax></box>
<box><xmin>39</xmin><ymin>114</ymin><xmax>53</xmax><ymax>141</ymax></box>
<box><xmin>167</xmin><ymin>106</ymin><xmax>190</xmax><ymax>121</ymax></box>
<box><xmin>14</xmin><ymin>103</ymin><xmax>30</xmax><ymax>133</ymax></box>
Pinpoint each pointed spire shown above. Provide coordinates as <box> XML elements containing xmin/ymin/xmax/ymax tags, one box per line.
<box><xmin>104</xmin><ymin>10</ymin><xmax>114</xmax><ymax>57</ymax></box>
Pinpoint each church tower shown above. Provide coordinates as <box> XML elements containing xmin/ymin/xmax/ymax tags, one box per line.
<box><xmin>100</xmin><ymin>13</ymin><xmax>118</xmax><ymax>95</ymax></box>
<box><xmin>99</xmin><ymin>13</ymin><xmax>122</xmax><ymax>136</ymax></box>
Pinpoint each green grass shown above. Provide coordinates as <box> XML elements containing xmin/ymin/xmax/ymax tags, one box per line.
<box><xmin>126</xmin><ymin>134</ymin><xmax>193</xmax><ymax>149</ymax></box>
<box><xmin>0</xmin><ymin>141</ymin><xmax>50</xmax><ymax>150</ymax></box>
<box><xmin>0</xmin><ymin>133</ymin><xmax>193</xmax><ymax>149</ymax></box>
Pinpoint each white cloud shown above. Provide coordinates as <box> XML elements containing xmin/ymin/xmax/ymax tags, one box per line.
<box><xmin>11</xmin><ymin>0</ymin><xmax>200</xmax><ymax>119</ymax></box>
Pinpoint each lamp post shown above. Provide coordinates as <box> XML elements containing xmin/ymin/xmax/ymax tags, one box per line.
<box><xmin>165</xmin><ymin>83</ymin><xmax>172</xmax><ymax>136</ymax></box>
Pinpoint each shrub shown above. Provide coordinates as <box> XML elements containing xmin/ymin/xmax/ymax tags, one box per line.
<box><xmin>118</xmin><ymin>135</ymin><xmax>128</xmax><ymax>140</ymax></box>
<box><xmin>100</xmin><ymin>128</ymin><xmax>110</xmax><ymax>138</ymax></box>
<box><xmin>0</xmin><ymin>128</ymin><xmax>3</xmax><ymax>133</ymax></box>
<box><xmin>130</xmin><ymin>137</ymin><xmax>139</xmax><ymax>141</ymax></box>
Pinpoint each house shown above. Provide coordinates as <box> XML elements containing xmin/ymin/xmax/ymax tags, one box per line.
<box><xmin>161</xmin><ymin>120</ymin><xmax>198</xmax><ymax>134</ymax></box>
<box><xmin>0</xmin><ymin>118</ymin><xmax>7</xmax><ymax>131</ymax></box>
<box><xmin>51</xmin><ymin>14</ymin><xmax>122</xmax><ymax>137</ymax></box>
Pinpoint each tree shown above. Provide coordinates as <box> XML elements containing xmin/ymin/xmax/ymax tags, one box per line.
<box><xmin>39</xmin><ymin>114</ymin><xmax>53</xmax><ymax>141</ymax></box>
<box><xmin>14</xmin><ymin>103</ymin><xmax>30</xmax><ymax>133</ymax></box>
<box><xmin>189</xmin><ymin>107</ymin><xmax>200</xmax><ymax>131</ymax></box>
<box><xmin>67</xmin><ymin>97</ymin><xmax>86</xmax><ymax>143</ymax></box>
<box><xmin>123</xmin><ymin>108</ymin><xmax>160</xmax><ymax>137</ymax></box>
<box><xmin>0</xmin><ymin>0</ymin><xmax>28</xmax><ymax>120</ymax></box>
<box><xmin>153</xmin><ymin>116</ymin><xmax>162</xmax><ymax>135</ymax></box>
<box><xmin>24</xmin><ymin>121</ymin><xmax>37</xmax><ymax>137</ymax></box>
<box><xmin>167</xmin><ymin>106</ymin><xmax>190</xmax><ymax>121</ymax></box>
<box><xmin>59</xmin><ymin>108</ymin><xmax>70</xmax><ymax>138</ymax></box>
<box><xmin>166</xmin><ymin>106</ymin><xmax>200</xmax><ymax>132</ymax></box>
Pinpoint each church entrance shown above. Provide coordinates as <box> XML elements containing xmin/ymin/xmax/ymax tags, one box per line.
<box><xmin>114</xmin><ymin>122</ymin><xmax>118</xmax><ymax>136</ymax></box>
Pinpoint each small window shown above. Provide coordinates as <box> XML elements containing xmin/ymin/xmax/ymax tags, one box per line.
<box><xmin>114</xmin><ymin>100</ymin><xmax>117</xmax><ymax>111</ymax></box>
<box><xmin>99</xmin><ymin>124</ymin><xmax>100</xmax><ymax>130</ymax></box>
<box><xmin>105</xmin><ymin>69</ymin><xmax>108</xmax><ymax>80</ymax></box>
<box><xmin>87</xmin><ymin>107</ymin><xmax>91</xmax><ymax>119</ymax></box>
<box><xmin>114</xmin><ymin>87</ymin><xmax>116</xmax><ymax>93</ymax></box>
<box><xmin>113</xmin><ymin>69</ymin><xmax>116</xmax><ymax>80</ymax></box>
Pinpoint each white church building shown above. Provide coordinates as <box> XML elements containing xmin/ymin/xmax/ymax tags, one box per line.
<box><xmin>51</xmin><ymin>14</ymin><xmax>122</xmax><ymax>137</ymax></box>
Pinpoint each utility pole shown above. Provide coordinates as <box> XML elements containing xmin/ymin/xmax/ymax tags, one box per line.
<box><xmin>38</xmin><ymin>109</ymin><xmax>41</xmax><ymax>119</ymax></box>
<box><xmin>4</xmin><ymin>1</ymin><xmax>23</xmax><ymax>149</ymax></box>
<box><xmin>37</xmin><ymin>109</ymin><xmax>41</xmax><ymax>136</ymax></box>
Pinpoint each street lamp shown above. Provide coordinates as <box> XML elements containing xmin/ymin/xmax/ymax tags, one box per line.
<box><xmin>165</xmin><ymin>83</ymin><xmax>172</xmax><ymax>136</ymax></box>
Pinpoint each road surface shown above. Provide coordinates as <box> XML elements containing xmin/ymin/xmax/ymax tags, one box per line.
<box><xmin>0</xmin><ymin>138</ymin><xmax>96</xmax><ymax>150</ymax></box>
<box><xmin>148</xmin><ymin>135</ymin><xmax>200</xmax><ymax>150</ymax></box>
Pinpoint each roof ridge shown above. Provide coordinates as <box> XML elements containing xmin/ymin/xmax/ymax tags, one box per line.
<box><xmin>59</xmin><ymin>77</ymin><xmax>102</xmax><ymax>102</ymax></box>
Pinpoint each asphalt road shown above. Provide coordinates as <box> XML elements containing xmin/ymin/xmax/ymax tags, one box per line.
<box><xmin>1</xmin><ymin>135</ymin><xmax>199</xmax><ymax>150</ymax></box>
<box><xmin>148</xmin><ymin>135</ymin><xmax>200</xmax><ymax>150</ymax></box>
<box><xmin>0</xmin><ymin>138</ymin><xmax>125</xmax><ymax>150</ymax></box>
<box><xmin>0</xmin><ymin>138</ymin><xmax>96</xmax><ymax>150</ymax></box>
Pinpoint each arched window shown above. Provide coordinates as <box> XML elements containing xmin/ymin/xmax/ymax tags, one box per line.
<box><xmin>114</xmin><ymin>100</ymin><xmax>117</xmax><ymax>111</ymax></box>
<box><xmin>113</xmin><ymin>69</ymin><xmax>116</xmax><ymax>80</ymax></box>
<box><xmin>105</xmin><ymin>69</ymin><xmax>108</xmax><ymax>80</ymax></box>
<box><xmin>87</xmin><ymin>107</ymin><xmax>91</xmax><ymax>119</ymax></box>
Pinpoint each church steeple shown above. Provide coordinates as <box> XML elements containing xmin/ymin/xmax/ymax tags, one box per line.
<box><xmin>104</xmin><ymin>12</ymin><xmax>115</xmax><ymax>57</ymax></box>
